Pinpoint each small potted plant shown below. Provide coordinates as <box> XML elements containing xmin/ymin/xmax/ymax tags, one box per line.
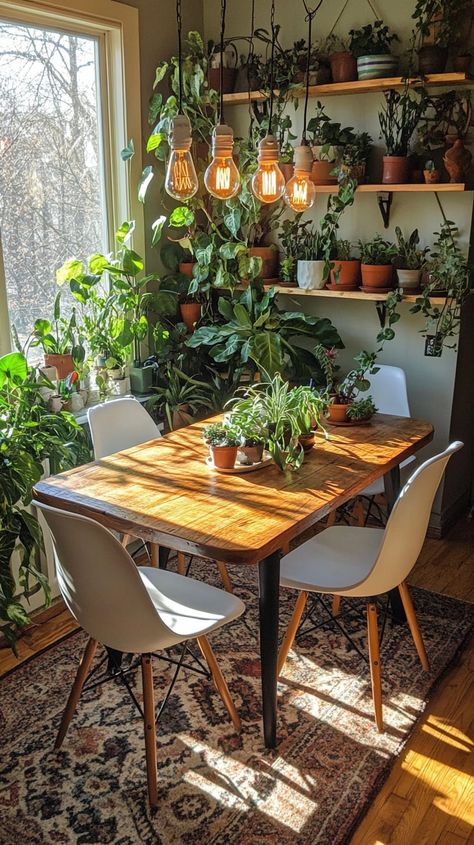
<box><xmin>291</xmin><ymin>385</ymin><xmax>329</xmax><ymax>451</ymax></box>
<box><xmin>328</xmin><ymin>239</ymin><xmax>361</xmax><ymax>290</ymax></box>
<box><xmin>28</xmin><ymin>294</ymin><xmax>84</xmax><ymax>380</ymax></box>
<box><xmin>346</xmin><ymin>396</ymin><xmax>377</xmax><ymax>422</ymax></box>
<box><xmin>324</xmin><ymin>350</ymin><xmax>379</xmax><ymax>423</ymax></box>
<box><xmin>379</xmin><ymin>87</ymin><xmax>426</xmax><ymax>184</ymax></box>
<box><xmin>393</xmin><ymin>227</ymin><xmax>429</xmax><ymax>290</ymax></box>
<box><xmin>423</xmin><ymin>159</ymin><xmax>441</xmax><ymax>183</ymax></box>
<box><xmin>349</xmin><ymin>20</ymin><xmax>399</xmax><ymax>80</ymax></box>
<box><xmin>412</xmin><ymin>0</ymin><xmax>470</xmax><ymax>74</ymax></box>
<box><xmin>307</xmin><ymin>102</ymin><xmax>355</xmax><ymax>185</ymax></box>
<box><xmin>296</xmin><ymin>227</ymin><xmax>328</xmax><ymax>290</ymax></box>
<box><xmin>203</xmin><ymin>422</ymin><xmax>241</xmax><ymax>469</ymax></box>
<box><xmin>325</xmin><ymin>34</ymin><xmax>357</xmax><ymax>83</ymax></box>
<box><xmin>178</xmin><ymin>275</ymin><xmax>202</xmax><ymax>334</ymax></box>
<box><xmin>148</xmin><ymin>365</ymin><xmax>212</xmax><ymax>431</ymax></box>
<box><xmin>337</xmin><ymin>131</ymin><xmax>372</xmax><ymax>183</ymax></box>
<box><xmin>359</xmin><ymin>236</ymin><xmax>397</xmax><ymax>290</ymax></box>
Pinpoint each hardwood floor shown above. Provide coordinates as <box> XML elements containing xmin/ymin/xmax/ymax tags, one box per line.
<box><xmin>1</xmin><ymin>519</ymin><xmax>473</xmax><ymax>844</ymax></box>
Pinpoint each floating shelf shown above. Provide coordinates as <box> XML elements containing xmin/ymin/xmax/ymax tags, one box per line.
<box><xmin>312</xmin><ymin>183</ymin><xmax>466</xmax><ymax>193</ymax></box>
<box><xmin>270</xmin><ymin>287</ymin><xmax>447</xmax><ymax>306</ymax></box>
<box><xmin>224</xmin><ymin>72</ymin><xmax>473</xmax><ymax>106</ymax></box>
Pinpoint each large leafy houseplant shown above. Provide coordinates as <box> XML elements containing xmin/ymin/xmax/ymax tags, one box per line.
<box><xmin>186</xmin><ymin>285</ymin><xmax>343</xmax><ymax>381</ymax></box>
<box><xmin>0</xmin><ymin>352</ymin><xmax>90</xmax><ymax>650</ymax></box>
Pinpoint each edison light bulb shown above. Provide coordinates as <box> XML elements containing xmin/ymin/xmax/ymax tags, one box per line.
<box><xmin>204</xmin><ymin>124</ymin><xmax>240</xmax><ymax>200</ymax></box>
<box><xmin>251</xmin><ymin>135</ymin><xmax>286</xmax><ymax>204</ymax></box>
<box><xmin>164</xmin><ymin>115</ymin><xmax>198</xmax><ymax>200</ymax></box>
<box><xmin>284</xmin><ymin>144</ymin><xmax>316</xmax><ymax>212</ymax></box>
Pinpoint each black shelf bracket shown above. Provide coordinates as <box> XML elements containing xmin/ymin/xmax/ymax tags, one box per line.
<box><xmin>377</xmin><ymin>192</ymin><xmax>393</xmax><ymax>228</ymax></box>
<box><xmin>375</xmin><ymin>300</ymin><xmax>387</xmax><ymax>328</ymax></box>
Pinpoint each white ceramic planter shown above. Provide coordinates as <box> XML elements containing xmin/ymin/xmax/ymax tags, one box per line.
<box><xmin>396</xmin><ymin>268</ymin><xmax>421</xmax><ymax>290</ymax></box>
<box><xmin>297</xmin><ymin>260</ymin><xmax>328</xmax><ymax>290</ymax></box>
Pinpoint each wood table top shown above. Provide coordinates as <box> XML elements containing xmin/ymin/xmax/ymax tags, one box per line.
<box><xmin>34</xmin><ymin>414</ymin><xmax>434</xmax><ymax>564</ymax></box>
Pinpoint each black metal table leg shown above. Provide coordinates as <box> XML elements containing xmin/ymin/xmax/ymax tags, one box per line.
<box><xmin>258</xmin><ymin>552</ymin><xmax>280</xmax><ymax>749</ymax></box>
<box><xmin>384</xmin><ymin>465</ymin><xmax>406</xmax><ymax>623</ymax></box>
<box><xmin>159</xmin><ymin>546</ymin><xmax>171</xmax><ymax>569</ymax></box>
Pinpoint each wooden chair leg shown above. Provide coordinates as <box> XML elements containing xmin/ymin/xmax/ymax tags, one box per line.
<box><xmin>326</xmin><ymin>509</ymin><xmax>337</xmax><ymax>528</ymax></box>
<box><xmin>177</xmin><ymin>552</ymin><xmax>186</xmax><ymax>575</ymax></box>
<box><xmin>121</xmin><ymin>533</ymin><xmax>131</xmax><ymax>548</ymax></box>
<box><xmin>398</xmin><ymin>581</ymin><xmax>430</xmax><ymax>671</ymax></box>
<box><xmin>55</xmin><ymin>637</ymin><xmax>98</xmax><ymax>749</ymax></box>
<box><xmin>332</xmin><ymin>595</ymin><xmax>341</xmax><ymax>616</ymax></box>
<box><xmin>149</xmin><ymin>543</ymin><xmax>159</xmax><ymax>567</ymax></box>
<box><xmin>141</xmin><ymin>654</ymin><xmax>158</xmax><ymax>809</ymax></box>
<box><xmin>278</xmin><ymin>591</ymin><xmax>308</xmax><ymax>675</ymax></box>
<box><xmin>352</xmin><ymin>498</ymin><xmax>365</xmax><ymax>527</ymax></box>
<box><xmin>197</xmin><ymin>635</ymin><xmax>240</xmax><ymax>732</ymax></box>
<box><xmin>216</xmin><ymin>561</ymin><xmax>233</xmax><ymax>593</ymax></box>
<box><xmin>367</xmin><ymin>602</ymin><xmax>383</xmax><ymax>732</ymax></box>
<box><xmin>281</xmin><ymin>541</ymin><xmax>290</xmax><ymax>556</ymax></box>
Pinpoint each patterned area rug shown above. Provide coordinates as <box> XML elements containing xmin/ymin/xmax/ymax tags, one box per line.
<box><xmin>0</xmin><ymin>558</ymin><xmax>472</xmax><ymax>845</ymax></box>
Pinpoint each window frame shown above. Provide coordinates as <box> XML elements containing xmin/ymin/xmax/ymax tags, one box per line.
<box><xmin>0</xmin><ymin>0</ymin><xmax>143</xmax><ymax>354</ymax></box>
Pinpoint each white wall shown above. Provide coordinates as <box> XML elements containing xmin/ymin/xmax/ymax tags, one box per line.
<box><xmin>203</xmin><ymin>0</ymin><xmax>474</xmax><ymax>525</ymax></box>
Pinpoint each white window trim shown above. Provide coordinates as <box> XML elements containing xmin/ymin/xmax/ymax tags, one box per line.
<box><xmin>0</xmin><ymin>0</ymin><xmax>144</xmax><ymax>353</ymax></box>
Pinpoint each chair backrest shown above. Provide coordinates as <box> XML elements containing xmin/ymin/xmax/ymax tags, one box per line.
<box><xmin>88</xmin><ymin>397</ymin><xmax>160</xmax><ymax>460</ymax></box>
<box><xmin>362</xmin><ymin>441</ymin><xmax>463</xmax><ymax>595</ymax></box>
<box><xmin>34</xmin><ymin>502</ymin><xmax>178</xmax><ymax>653</ymax></box>
<box><xmin>361</xmin><ymin>364</ymin><xmax>410</xmax><ymax>417</ymax></box>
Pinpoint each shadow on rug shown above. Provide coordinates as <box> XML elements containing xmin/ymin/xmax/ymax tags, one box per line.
<box><xmin>0</xmin><ymin>558</ymin><xmax>472</xmax><ymax>845</ymax></box>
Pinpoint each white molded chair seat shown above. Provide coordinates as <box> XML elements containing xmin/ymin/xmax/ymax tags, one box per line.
<box><xmin>35</xmin><ymin>501</ymin><xmax>244</xmax><ymax>808</ymax></box>
<box><xmin>279</xmin><ymin>442</ymin><xmax>463</xmax><ymax>732</ymax></box>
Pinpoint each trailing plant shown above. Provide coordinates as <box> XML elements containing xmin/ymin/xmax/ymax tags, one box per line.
<box><xmin>346</xmin><ymin>396</ymin><xmax>377</xmax><ymax>420</ymax></box>
<box><xmin>359</xmin><ymin>236</ymin><xmax>397</xmax><ymax>265</ymax></box>
<box><xmin>376</xmin><ymin>290</ymin><xmax>403</xmax><ymax>347</ymax></box>
<box><xmin>412</xmin><ymin>0</ymin><xmax>470</xmax><ymax>49</ymax></box>
<box><xmin>335</xmin><ymin>351</ymin><xmax>379</xmax><ymax>404</ymax></box>
<box><xmin>379</xmin><ymin>87</ymin><xmax>426</xmax><ymax>157</ymax></box>
<box><xmin>417</xmin><ymin>91</ymin><xmax>472</xmax><ymax>150</ymax></box>
<box><xmin>187</xmin><ymin>285</ymin><xmax>343</xmax><ymax>381</ymax></box>
<box><xmin>0</xmin><ymin>352</ymin><xmax>90</xmax><ymax>650</ymax></box>
<box><xmin>349</xmin><ymin>21</ymin><xmax>399</xmax><ymax>57</ymax></box>
<box><xmin>307</xmin><ymin>101</ymin><xmax>355</xmax><ymax>157</ymax></box>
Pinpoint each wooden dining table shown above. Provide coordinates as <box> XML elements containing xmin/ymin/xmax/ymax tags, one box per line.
<box><xmin>34</xmin><ymin>413</ymin><xmax>433</xmax><ymax>748</ymax></box>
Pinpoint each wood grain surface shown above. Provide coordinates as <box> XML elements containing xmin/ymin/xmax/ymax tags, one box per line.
<box><xmin>34</xmin><ymin>414</ymin><xmax>433</xmax><ymax>564</ymax></box>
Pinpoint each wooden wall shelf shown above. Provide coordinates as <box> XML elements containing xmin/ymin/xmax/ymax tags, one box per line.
<box><xmin>224</xmin><ymin>72</ymin><xmax>473</xmax><ymax>106</ymax></box>
<box><xmin>312</xmin><ymin>183</ymin><xmax>466</xmax><ymax>193</ymax></box>
<box><xmin>270</xmin><ymin>286</ymin><xmax>446</xmax><ymax>306</ymax></box>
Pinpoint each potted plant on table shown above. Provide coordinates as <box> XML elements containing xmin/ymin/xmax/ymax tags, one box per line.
<box><xmin>359</xmin><ymin>236</ymin><xmax>397</xmax><ymax>291</ymax></box>
<box><xmin>307</xmin><ymin>102</ymin><xmax>355</xmax><ymax>185</ymax></box>
<box><xmin>291</xmin><ymin>384</ymin><xmax>329</xmax><ymax>451</ymax></box>
<box><xmin>322</xmin><ymin>350</ymin><xmax>379</xmax><ymax>424</ymax></box>
<box><xmin>203</xmin><ymin>421</ymin><xmax>241</xmax><ymax>469</ymax></box>
<box><xmin>379</xmin><ymin>87</ymin><xmax>426</xmax><ymax>184</ymax></box>
<box><xmin>392</xmin><ymin>227</ymin><xmax>429</xmax><ymax>291</ymax></box>
<box><xmin>328</xmin><ymin>239</ymin><xmax>361</xmax><ymax>290</ymax></box>
<box><xmin>325</xmin><ymin>34</ymin><xmax>358</xmax><ymax>83</ymax></box>
<box><xmin>349</xmin><ymin>20</ymin><xmax>399</xmax><ymax>80</ymax></box>
<box><xmin>148</xmin><ymin>364</ymin><xmax>213</xmax><ymax>431</ymax></box>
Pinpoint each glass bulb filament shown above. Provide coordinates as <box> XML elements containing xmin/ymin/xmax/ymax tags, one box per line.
<box><xmin>284</xmin><ymin>171</ymin><xmax>316</xmax><ymax>212</ymax></box>
<box><xmin>165</xmin><ymin>150</ymin><xmax>198</xmax><ymax>200</ymax></box>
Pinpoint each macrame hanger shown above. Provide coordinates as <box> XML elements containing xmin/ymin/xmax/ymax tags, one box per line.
<box><xmin>301</xmin><ymin>0</ymin><xmax>325</xmax><ymax>143</ymax></box>
<box><xmin>327</xmin><ymin>0</ymin><xmax>381</xmax><ymax>39</ymax></box>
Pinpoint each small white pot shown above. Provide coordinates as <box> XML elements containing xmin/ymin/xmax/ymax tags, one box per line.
<box><xmin>108</xmin><ymin>367</ymin><xmax>124</xmax><ymax>381</ymax></box>
<box><xmin>70</xmin><ymin>392</ymin><xmax>84</xmax><ymax>412</ymax></box>
<box><xmin>297</xmin><ymin>260</ymin><xmax>328</xmax><ymax>290</ymax></box>
<box><xmin>109</xmin><ymin>377</ymin><xmax>130</xmax><ymax>396</ymax></box>
<box><xmin>39</xmin><ymin>365</ymin><xmax>58</xmax><ymax>382</ymax></box>
<box><xmin>396</xmin><ymin>268</ymin><xmax>421</xmax><ymax>290</ymax></box>
<box><xmin>48</xmin><ymin>395</ymin><xmax>63</xmax><ymax>412</ymax></box>
<box><xmin>38</xmin><ymin>386</ymin><xmax>55</xmax><ymax>403</ymax></box>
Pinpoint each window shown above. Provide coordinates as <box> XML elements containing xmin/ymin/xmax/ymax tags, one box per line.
<box><xmin>0</xmin><ymin>0</ymin><xmax>142</xmax><ymax>357</ymax></box>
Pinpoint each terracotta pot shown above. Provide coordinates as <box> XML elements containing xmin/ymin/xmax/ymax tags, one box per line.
<box><xmin>178</xmin><ymin>261</ymin><xmax>195</xmax><ymax>278</ymax></box>
<box><xmin>418</xmin><ymin>45</ymin><xmax>448</xmax><ymax>74</ymax></box>
<box><xmin>208</xmin><ymin>67</ymin><xmax>237</xmax><ymax>93</ymax></box>
<box><xmin>338</xmin><ymin>162</ymin><xmax>366</xmax><ymax>183</ymax></box>
<box><xmin>327</xmin><ymin>403</ymin><xmax>350</xmax><ymax>423</ymax></box>
<box><xmin>239</xmin><ymin>443</ymin><xmax>264</xmax><ymax>464</ymax></box>
<box><xmin>280</xmin><ymin>162</ymin><xmax>294</xmax><ymax>183</ymax></box>
<box><xmin>329</xmin><ymin>51</ymin><xmax>357</xmax><ymax>83</ymax></box>
<box><xmin>234</xmin><ymin>63</ymin><xmax>260</xmax><ymax>92</ymax></box>
<box><xmin>299</xmin><ymin>432</ymin><xmax>315</xmax><ymax>452</ymax></box>
<box><xmin>360</xmin><ymin>264</ymin><xmax>393</xmax><ymax>289</ymax></box>
<box><xmin>453</xmin><ymin>54</ymin><xmax>472</xmax><ymax>73</ymax></box>
<box><xmin>44</xmin><ymin>352</ymin><xmax>74</xmax><ymax>380</ymax></box>
<box><xmin>249</xmin><ymin>246</ymin><xmax>279</xmax><ymax>279</ymax></box>
<box><xmin>180</xmin><ymin>302</ymin><xmax>201</xmax><ymax>333</ymax></box>
<box><xmin>382</xmin><ymin>155</ymin><xmax>409</xmax><ymax>185</ymax></box>
<box><xmin>443</xmin><ymin>139</ymin><xmax>472</xmax><ymax>182</ymax></box>
<box><xmin>172</xmin><ymin>405</ymin><xmax>193</xmax><ymax>430</ymax></box>
<box><xmin>330</xmin><ymin>260</ymin><xmax>361</xmax><ymax>288</ymax></box>
<box><xmin>311</xmin><ymin>159</ymin><xmax>338</xmax><ymax>185</ymax></box>
<box><xmin>211</xmin><ymin>444</ymin><xmax>238</xmax><ymax>469</ymax></box>
<box><xmin>423</xmin><ymin>169</ymin><xmax>440</xmax><ymax>184</ymax></box>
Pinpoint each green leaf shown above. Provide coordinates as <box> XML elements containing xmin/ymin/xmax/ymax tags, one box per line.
<box><xmin>138</xmin><ymin>166</ymin><xmax>154</xmax><ymax>203</ymax></box>
<box><xmin>233</xmin><ymin>303</ymin><xmax>252</xmax><ymax>328</ymax></box>
<box><xmin>218</xmin><ymin>297</ymin><xmax>234</xmax><ymax>321</ymax></box>
<box><xmin>88</xmin><ymin>254</ymin><xmax>109</xmax><ymax>275</ymax></box>
<box><xmin>121</xmin><ymin>139</ymin><xmax>135</xmax><ymax>161</ymax></box>
<box><xmin>146</xmin><ymin>132</ymin><xmax>165</xmax><ymax>153</ymax></box>
<box><xmin>148</xmin><ymin>92</ymin><xmax>163</xmax><ymax>124</ymax></box>
<box><xmin>33</xmin><ymin>318</ymin><xmax>52</xmax><ymax>337</ymax></box>
<box><xmin>0</xmin><ymin>352</ymin><xmax>27</xmax><ymax>387</ymax></box>
<box><xmin>56</xmin><ymin>259</ymin><xmax>84</xmax><ymax>286</ymax></box>
<box><xmin>151</xmin><ymin>215</ymin><xmax>167</xmax><ymax>247</ymax></box>
<box><xmin>249</xmin><ymin>333</ymin><xmax>282</xmax><ymax>378</ymax></box>
<box><xmin>115</xmin><ymin>221</ymin><xmax>135</xmax><ymax>244</ymax></box>
<box><xmin>122</xmin><ymin>249</ymin><xmax>144</xmax><ymax>276</ymax></box>
<box><xmin>169</xmin><ymin>206</ymin><xmax>194</xmax><ymax>228</ymax></box>
<box><xmin>153</xmin><ymin>62</ymin><xmax>169</xmax><ymax>88</ymax></box>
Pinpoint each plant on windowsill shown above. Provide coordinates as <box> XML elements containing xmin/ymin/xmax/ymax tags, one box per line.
<box><xmin>0</xmin><ymin>351</ymin><xmax>90</xmax><ymax>651</ymax></box>
<box><xmin>349</xmin><ymin>20</ymin><xmax>399</xmax><ymax>79</ymax></box>
<box><xmin>22</xmin><ymin>292</ymin><xmax>84</xmax><ymax>380</ymax></box>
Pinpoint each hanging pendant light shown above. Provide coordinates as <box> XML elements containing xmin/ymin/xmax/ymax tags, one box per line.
<box><xmin>251</xmin><ymin>0</ymin><xmax>285</xmax><ymax>204</ymax></box>
<box><xmin>284</xmin><ymin>2</ymin><xmax>319</xmax><ymax>212</ymax></box>
<box><xmin>164</xmin><ymin>0</ymin><xmax>198</xmax><ymax>200</ymax></box>
<box><xmin>204</xmin><ymin>0</ymin><xmax>240</xmax><ymax>200</ymax></box>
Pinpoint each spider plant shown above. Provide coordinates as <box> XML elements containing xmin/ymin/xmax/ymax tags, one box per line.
<box><xmin>147</xmin><ymin>365</ymin><xmax>213</xmax><ymax>431</ymax></box>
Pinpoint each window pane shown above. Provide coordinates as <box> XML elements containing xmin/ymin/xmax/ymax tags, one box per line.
<box><xmin>0</xmin><ymin>19</ymin><xmax>107</xmax><ymax>358</ymax></box>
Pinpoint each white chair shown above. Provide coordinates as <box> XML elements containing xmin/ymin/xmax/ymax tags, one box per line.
<box><xmin>277</xmin><ymin>442</ymin><xmax>463</xmax><ymax>732</ymax></box>
<box><xmin>88</xmin><ymin>398</ymin><xmax>233</xmax><ymax>590</ymax></box>
<box><xmin>35</xmin><ymin>501</ymin><xmax>245</xmax><ymax>809</ymax></box>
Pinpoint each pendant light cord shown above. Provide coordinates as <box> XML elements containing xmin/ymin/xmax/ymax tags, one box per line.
<box><xmin>219</xmin><ymin>0</ymin><xmax>227</xmax><ymax>124</ymax></box>
<box><xmin>301</xmin><ymin>0</ymin><xmax>325</xmax><ymax>142</ymax></box>
<box><xmin>268</xmin><ymin>0</ymin><xmax>276</xmax><ymax>134</ymax></box>
<box><xmin>247</xmin><ymin>0</ymin><xmax>255</xmax><ymax>129</ymax></box>
<box><xmin>177</xmin><ymin>0</ymin><xmax>183</xmax><ymax>113</ymax></box>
